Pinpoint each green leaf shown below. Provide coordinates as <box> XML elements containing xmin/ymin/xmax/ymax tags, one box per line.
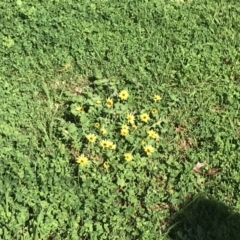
<box><xmin>117</xmin><ymin>177</ymin><xmax>126</xmax><ymax>187</ymax></box>
<box><xmin>67</xmin><ymin>123</ymin><xmax>78</xmax><ymax>134</ymax></box>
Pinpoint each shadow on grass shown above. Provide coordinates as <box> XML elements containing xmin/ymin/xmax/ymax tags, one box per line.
<box><xmin>168</xmin><ymin>195</ymin><xmax>240</xmax><ymax>240</ymax></box>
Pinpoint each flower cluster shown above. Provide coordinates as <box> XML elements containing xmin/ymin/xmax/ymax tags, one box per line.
<box><xmin>70</xmin><ymin>89</ymin><xmax>162</xmax><ymax>168</ymax></box>
<box><xmin>121</xmin><ymin>124</ymin><xmax>129</xmax><ymax>136</ymax></box>
<box><xmin>100</xmin><ymin>139</ymin><xmax>116</xmax><ymax>150</ymax></box>
<box><xmin>147</xmin><ymin>130</ymin><xmax>160</xmax><ymax>140</ymax></box>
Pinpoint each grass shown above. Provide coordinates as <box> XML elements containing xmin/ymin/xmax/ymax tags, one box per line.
<box><xmin>1</xmin><ymin>0</ymin><xmax>240</xmax><ymax>239</ymax></box>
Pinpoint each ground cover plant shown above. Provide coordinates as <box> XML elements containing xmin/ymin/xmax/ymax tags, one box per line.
<box><xmin>1</xmin><ymin>0</ymin><xmax>240</xmax><ymax>239</ymax></box>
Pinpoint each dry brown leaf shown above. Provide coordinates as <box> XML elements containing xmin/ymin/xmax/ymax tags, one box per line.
<box><xmin>210</xmin><ymin>105</ymin><xmax>221</xmax><ymax>113</ymax></box>
<box><xmin>175</xmin><ymin>124</ymin><xmax>186</xmax><ymax>132</ymax></box>
<box><xmin>178</xmin><ymin>139</ymin><xmax>188</xmax><ymax>150</ymax></box>
<box><xmin>70</xmin><ymin>86</ymin><xmax>83</xmax><ymax>94</ymax></box>
<box><xmin>193</xmin><ymin>162</ymin><xmax>206</xmax><ymax>174</ymax></box>
<box><xmin>207</xmin><ymin>168</ymin><xmax>219</xmax><ymax>176</ymax></box>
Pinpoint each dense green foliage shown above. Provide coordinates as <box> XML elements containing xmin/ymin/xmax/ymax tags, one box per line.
<box><xmin>1</xmin><ymin>0</ymin><xmax>240</xmax><ymax>239</ymax></box>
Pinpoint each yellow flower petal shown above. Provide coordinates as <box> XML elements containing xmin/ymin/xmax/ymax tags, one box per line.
<box><xmin>126</xmin><ymin>113</ymin><xmax>135</xmax><ymax>124</ymax></box>
<box><xmin>143</xmin><ymin>145</ymin><xmax>155</xmax><ymax>156</ymax></box>
<box><xmin>100</xmin><ymin>128</ymin><xmax>107</xmax><ymax>135</ymax></box>
<box><xmin>86</xmin><ymin>133</ymin><xmax>97</xmax><ymax>143</ymax></box>
<box><xmin>118</xmin><ymin>90</ymin><xmax>129</xmax><ymax>100</ymax></box>
<box><xmin>153</xmin><ymin>95</ymin><xmax>161</xmax><ymax>102</ymax></box>
<box><xmin>124</xmin><ymin>153</ymin><xmax>133</xmax><ymax>162</ymax></box>
<box><xmin>106</xmin><ymin>98</ymin><xmax>113</xmax><ymax>108</ymax></box>
<box><xmin>76</xmin><ymin>154</ymin><xmax>89</xmax><ymax>166</ymax></box>
<box><xmin>95</xmin><ymin>122</ymin><xmax>100</xmax><ymax>128</ymax></box>
<box><xmin>140</xmin><ymin>113</ymin><xmax>150</xmax><ymax>123</ymax></box>
<box><xmin>103</xmin><ymin>161</ymin><xmax>109</xmax><ymax>169</ymax></box>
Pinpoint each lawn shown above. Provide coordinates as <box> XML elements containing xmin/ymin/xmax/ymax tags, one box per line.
<box><xmin>1</xmin><ymin>0</ymin><xmax>240</xmax><ymax>239</ymax></box>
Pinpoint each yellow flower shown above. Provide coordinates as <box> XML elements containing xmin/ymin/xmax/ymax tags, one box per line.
<box><xmin>153</xmin><ymin>132</ymin><xmax>160</xmax><ymax>140</ymax></box>
<box><xmin>153</xmin><ymin>94</ymin><xmax>161</xmax><ymax>102</ymax></box>
<box><xmin>121</xmin><ymin>124</ymin><xmax>129</xmax><ymax>130</ymax></box>
<box><xmin>151</xmin><ymin>108</ymin><xmax>158</xmax><ymax>114</ymax></box>
<box><xmin>124</xmin><ymin>153</ymin><xmax>133</xmax><ymax>162</ymax></box>
<box><xmin>95</xmin><ymin>122</ymin><xmax>100</xmax><ymax>128</ymax></box>
<box><xmin>108</xmin><ymin>141</ymin><xmax>116</xmax><ymax>150</ymax></box>
<box><xmin>76</xmin><ymin>154</ymin><xmax>89</xmax><ymax>166</ymax></box>
<box><xmin>147</xmin><ymin>130</ymin><xmax>159</xmax><ymax>140</ymax></box>
<box><xmin>140</xmin><ymin>113</ymin><xmax>150</xmax><ymax>123</ymax></box>
<box><xmin>103</xmin><ymin>161</ymin><xmax>109</xmax><ymax>169</ymax></box>
<box><xmin>100</xmin><ymin>128</ymin><xmax>107</xmax><ymax>135</ymax></box>
<box><xmin>105</xmin><ymin>140</ymin><xmax>112</xmax><ymax>148</ymax></box>
<box><xmin>144</xmin><ymin>145</ymin><xmax>155</xmax><ymax>156</ymax></box>
<box><xmin>100</xmin><ymin>140</ymin><xmax>108</xmax><ymax>148</ymax></box>
<box><xmin>100</xmin><ymin>140</ymin><xmax>116</xmax><ymax>150</ymax></box>
<box><xmin>121</xmin><ymin>128</ymin><xmax>129</xmax><ymax>136</ymax></box>
<box><xmin>126</xmin><ymin>113</ymin><xmax>135</xmax><ymax>124</ymax></box>
<box><xmin>106</xmin><ymin>98</ymin><xmax>113</xmax><ymax>108</ymax></box>
<box><xmin>118</xmin><ymin>90</ymin><xmax>129</xmax><ymax>100</ymax></box>
<box><xmin>86</xmin><ymin>133</ymin><xmax>97</xmax><ymax>143</ymax></box>
<box><xmin>132</xmin><ymin>124</ymin><xmax>137</xmax><ymax>130</ymax></box>
<box><xmin>147</xmin><ymin>130</ymin><xmax>155</xmax><ymax>138</ymax></box>
<box><xmin>76</xmin><ymin>105</ymin><xmax>83</xmax><ymax>112</ymax></box>
<box><xmin>121</xmin><ymin>124</ymin><xmax>129</xmax><ymax>136</ymax></box>
<box><xmin>95</xmin><ymin>99</ymin><xmax>101</xmax><ymax>104</ymax></box>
